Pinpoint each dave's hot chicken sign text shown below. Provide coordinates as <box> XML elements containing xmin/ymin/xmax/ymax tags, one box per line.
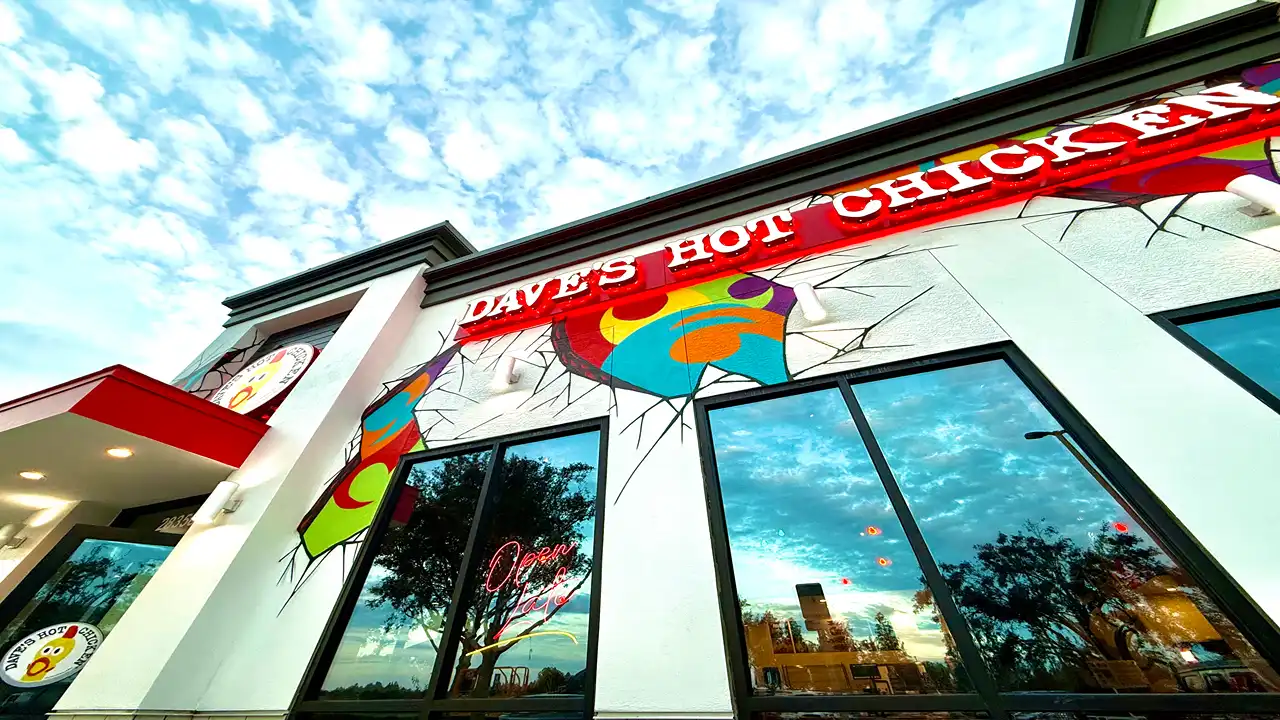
<box><xmin>456</xmin><ymin>83</ymin><xmax>1279</xmax><ymax>340</ymax></box>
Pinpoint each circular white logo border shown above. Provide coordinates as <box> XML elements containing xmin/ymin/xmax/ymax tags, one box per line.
<box><xmin>209</xmin><ymin>343</ymin><xmax>316</xmax><ymax>415</ymax></box>
<box><xmin>1</xmin><ymin>622</ymin><xmax>104</xmax><ymax>688</ymax></box>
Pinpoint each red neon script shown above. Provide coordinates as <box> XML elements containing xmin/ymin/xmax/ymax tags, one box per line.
<box><xmin>485</xmin><ymin>540</ymin><xmax>580</xmax><ymax>641</ymax></box>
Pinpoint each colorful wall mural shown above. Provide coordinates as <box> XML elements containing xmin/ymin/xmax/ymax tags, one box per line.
<box><xmin>277</xmin><ymin>60</ymin><xmax>1280</xmax><ymax>603</ymax></box>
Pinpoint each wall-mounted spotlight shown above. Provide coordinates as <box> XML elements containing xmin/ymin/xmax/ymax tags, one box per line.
<box><xmin>490</xmin><ymin>352</ymin><xmax>527</xmax><ymax>392</ymax></box>
<box><xmin>1226</xmin><ymin>175</ymin><xmax>1280</xmax><ymax>217</ymax></box>
<box><xmin>193</xmin><ymin>481</ymin><xmax>242</xmax><ymax>525</ymax></box>
<box><xmin>0</xmin><ymin>524</ymin><xmax>26</xmax><ymax>549</ymax></box>
<box><xmin>793</xmin><ymin>282</ymin><xmax>828</xmax><ymax>323</ymax></box>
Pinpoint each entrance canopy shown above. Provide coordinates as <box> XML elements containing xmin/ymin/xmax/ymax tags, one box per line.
<box><xmin>0</xmin><ymin>366</ymin><xmax>268</xmax><ymax>525</ymax></box>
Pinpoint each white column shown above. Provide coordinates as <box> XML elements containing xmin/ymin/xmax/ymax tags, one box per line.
<box><xmin>593</xmin><ymin>397</ymin><xmax>734</xmax><ymax>720</ymax></box>
<box><xmin>57</xmin><ymin>266</ymin><xmax>427</xmax><ymax>714</ymax></box>
<box><xmin>931</xmin><ymin>223</ymin><xmax>1280</xmax><ymax>622</ymax></box>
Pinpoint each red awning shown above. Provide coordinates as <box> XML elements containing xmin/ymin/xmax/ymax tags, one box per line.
<box><xmin>0</xmin><ymin>365</ymin><xmax>268</xmax><ymax>469</ymax></box>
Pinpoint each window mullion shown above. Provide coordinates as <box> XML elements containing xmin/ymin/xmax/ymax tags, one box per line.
<box><xmin>421</xmin><ymin>441</ymin><xmax>506</xmax><ymax>716</ymax></box>
<box><xmin>835</xmin><ymin>377</ymin><xmax>1009</xmax><ymax>720</ymax></box>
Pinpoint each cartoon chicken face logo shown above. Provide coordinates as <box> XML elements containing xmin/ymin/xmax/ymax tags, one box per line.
<box><xmin>209</xmin><ymin>343</ymin><xmax>317</xmax><ymax>416</ymax></box>
<box><xmin>1</xmin><ymin>622</ymin><xmax>103</xmax><ymax>688</ymax></box>
<box><xmin>20</xmin><ymin>625</ymin><xmax>78</xmax><ymax>682</ymax></box>
<box><xmin>228</xmin><ymin>351</ymin><xmax>286</xmax><ymax>410</ymax></box>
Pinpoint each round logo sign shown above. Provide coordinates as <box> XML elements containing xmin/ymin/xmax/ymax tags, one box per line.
<box><xmin>210</xmin><ymin>343</ymin><xmax>316</xmax><ymax>415</ymax></box>
<box><xmin>1</xmin><ymin>623</ymin><xmax>103</xmax><ymax>688</ymax></box>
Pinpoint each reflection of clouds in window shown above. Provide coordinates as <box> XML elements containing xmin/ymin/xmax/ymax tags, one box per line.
<box><xmin>855</xmin><ymin>361</ymin><xmax>1142</xmax><ymax>557</ymax></box>
<box><xmin>1182</xmin><ymin>305</ymin><xmax>1280</xmax><ymax>401</ymax></box>
<box><xmin>709</xmin><ymin>387</ymin><xmax>964</xmax><ymax>695</ymax></box>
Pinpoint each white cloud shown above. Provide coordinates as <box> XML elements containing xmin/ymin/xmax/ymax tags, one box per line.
<box><xmin>0</xmin><ymin>1</ymin><xmax>23</xmax><ymax>45</ymax></box>
<box><xmin>440</xmin><ymin>118</ymin><xmax>505</xmax><ymax>186</ymax></box>
<box><xmin>41</xmin><ymin>0</ymin><xmax>197</xmax><ymax>92</ymax></box>
<box><xmin>0</xmin><ymin>59</ymin><xmax>33</xmax><ymax>116</ymax></box>
<box><xmin>646</xmin><ymin>0</ymin><xmax>719</xmax><ymax>24</ymax></box>
<box><xmin>98</xmin><ymin>209</ymin><xmax>204</xmax><ymax>262</ymax></box>
<box><xmin>188</xmin><ymin>77</ymin><xmax>276</xmax><ymax>138</ymax></box>
<box><xmin>208</xmin><ymin>0</ymin><xmax>274</xmax><ymax>28</ymax></box>
<box><xmin>382</xmin><ymin>118</ymin><xmax>436</xmax><ymax>181</ymax></box>
<box><xmin>250</xmin><ymin>132</ymin><xmax>359</xmax><ymax>207</ymax></box>
<box><xmin>56</xmin><ymin>115</ymin><xmax>156</xmax><ymax>179</ymax></box>
<box><xmin>0</xmin><ymin>126</ymin><xmax>34</xmax><ymax>163</ymax></box>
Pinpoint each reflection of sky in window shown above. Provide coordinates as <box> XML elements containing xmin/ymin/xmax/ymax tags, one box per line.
<box><xmin>1182</xmin><ymin>306</ymin><xmax>1280</xmax><ymax>401</ymax></box>
<box><xmin>709</xmin><ymin>388</ymin><xmax>949</xmax><ymax>662</ymax></box>
<box><xmin>490</xmin><ymin>431</ymin><xmax>600</xmax><ymax>680</ymax></box>
<box><xmin>853</xmin><ymin>360</ymin><xmax>1153</xmax><ymax>567</ymax></box>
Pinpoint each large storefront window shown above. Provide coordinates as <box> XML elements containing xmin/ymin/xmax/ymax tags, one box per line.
<box><xmin>699</xmin><ymin>350</ymin><xmax>1280</xmax><ymax>719</ymax></box>
<box><xmin>0</xmin><ymin>531</ymin><xmax>176</xmax><ymax>716</ymax></box>
<box><xmin>303</xmin><ymin>421</ymin><xmax>605</xmax><ymax>718</ymax></box>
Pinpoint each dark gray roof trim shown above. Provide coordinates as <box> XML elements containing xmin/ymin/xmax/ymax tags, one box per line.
<box><xmin>421</xmin><ymin>4</ymin><xmax>1278</xmax><ymax>309</ymax></box>
<box><xmin>1065</xmin><ymin>0</ymin><xmax>1157</xmax><ymax>62</ymax></box>
<box><xmin>223</xmin><ymin>222</ymin><xmax>474</xmax><ymax>326</ymax></box>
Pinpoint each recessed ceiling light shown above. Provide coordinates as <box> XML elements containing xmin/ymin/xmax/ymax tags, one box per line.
<box><xmin>18</xmin><ymin>471</ymin><xmax>44</xmax><ymax>480</ymax></box>
<box><xmin>106</xmin><ymin>447</ymin><xmax>133</xmax><ymax>458</ymax></box>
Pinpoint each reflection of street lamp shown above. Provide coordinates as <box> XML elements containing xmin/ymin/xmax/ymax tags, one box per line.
<box><xmin>1023</xmin><ymin>429</ymin><xmax>1107</xmax><ymax>485</ymax></box>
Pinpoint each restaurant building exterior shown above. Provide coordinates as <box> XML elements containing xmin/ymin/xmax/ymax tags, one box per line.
<box><xmin>1</xmin><ymin>3</ymin><xmax>1280</xmax><ymax>720</ymax></box>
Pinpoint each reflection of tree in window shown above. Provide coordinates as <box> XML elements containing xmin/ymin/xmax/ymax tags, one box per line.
<box><xmin>447</xmin><ymin>448</ymin><xmax>596</xmax><ymax>699</ymax></box>
<box><xmin>319</xmin><ymin>452</ymin><xmax>488</xmax><ymax>700</ymax></box>
<box><xmin>855</xmin><ymin>360</ymin><xmax>1280</xmax><ymax>695</ymax></box>
<box><xmin>930</xmin><ymin>519</ymin><xmax>1280</xmax><ymax>693</ymax></box>
<box><xmin>367</xmin><ymin>455</ymin><xmax>490</xmax><ymax>661</ymax></box>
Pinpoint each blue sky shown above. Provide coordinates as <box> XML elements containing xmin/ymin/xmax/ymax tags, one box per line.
<box><xmin>0</xmin><ymin>0</ymin><xmax>1075</xmax><ymax>401</ymax></box>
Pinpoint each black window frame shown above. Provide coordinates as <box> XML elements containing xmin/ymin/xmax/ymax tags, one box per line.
<box><xmin>291</xmin><ymin>417</ymin><xmax>610</xmax><ymax>720</ymax></box>
<box><xmin>1154</xmin><ymin>289</ymin><xmax>1280</xmax><ymax>417</ymax></box>
<box><xmin>694</xmin><ymin>342</ymin><xmax>1280</xmax><ymax>720</ymax></box>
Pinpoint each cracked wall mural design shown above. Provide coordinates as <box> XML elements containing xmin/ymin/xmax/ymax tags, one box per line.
<box><xmin>278</xmin><ymin>60</ymin><xmax>1280</xmax><ymax>604</ymax></box>
<box><xmin>173</xmin><ymin>327</ymin><xmax>267</xmax><ymax>399</ymax></box>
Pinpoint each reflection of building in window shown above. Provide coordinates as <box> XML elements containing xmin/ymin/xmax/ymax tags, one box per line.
<box><xmin>744</xmin><ymin>582</ymin><xmax>949</xmax><ymax>695</ymax></box>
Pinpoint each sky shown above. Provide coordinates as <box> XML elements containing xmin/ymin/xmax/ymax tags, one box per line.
<box><xmin>0</xmin><ymin>0</ymin><xmax>1076</xmax><ymax>402</ymax></box>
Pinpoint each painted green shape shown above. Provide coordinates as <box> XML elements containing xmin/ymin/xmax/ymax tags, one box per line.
<box><xmin>302</xmin><ymin>462</ymin><xmax>394</xmax><ymax>558</ymax></box>
<box><xmin>1202</xmin><ymin>138</ymin><xmax>1267</xmax><ymax>162</ymax></box>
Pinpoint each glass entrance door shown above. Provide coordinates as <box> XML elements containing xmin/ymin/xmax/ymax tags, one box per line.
<box><xmin>0</xmin><ymin>525</ymin><xmax>178</xmax><ymax>718</ymax></box>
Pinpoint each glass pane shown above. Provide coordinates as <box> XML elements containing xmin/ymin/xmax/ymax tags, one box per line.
<box><xmin>444</xmin><ymin>432</ymin><xmax>600</xmax><ymax>699</ymax></box>
<box><xmin>317</xmin><ymin>450</ymin><xmax>490</xmax><ymax>700</ymax></box>
<box><xmin>1181</xmin><ymin>306</ymin><xmax>1280</xmax><ymax>401</ymax></box>
<box><xmin>855</xmin><ymin>360</ymin><xmax>1280</xmax><ymax>694</ymax></box>
<box><xmin>0</xmin><ymin>538</ymin><xmax>172</xmax><ymax>712</ymax></box>
<box><xmin>708</xmin><ymin>388</ymin><xmax>969</xmax><ymax>696</ymax></box>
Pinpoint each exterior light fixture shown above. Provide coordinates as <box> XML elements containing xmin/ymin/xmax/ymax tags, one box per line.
<box><xmin>490</xmin><ymin>352</ymin><xmax>527</xmax><ymax>391</ymax></box>
<box><xmin>1226</xmin><ymin>175</ymin><xmax>1280</xmax><ymax>216</ymax></box>
<box><xmin>193</xmin><ymin>481</ymin><xmax>242</xmax><ymax>525</ymax></box>
<box><xmin>0</xmin><ymin>524</ymin><xmax>26</xmax><ymax>548</ymax></box>
<box><xmin>18</xmin><ymin>471</ymin><xmax>44</xmax><ymax>480</ymax></box>
<box><xmin>793</xmin><ymin>282</ymin><xmax>828</xmax><ymax>323</ymax></box>
<box><xmin>105</xmin><ymin>447</ymin><xmax>133</xmax><ymax>458</ymax></box>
